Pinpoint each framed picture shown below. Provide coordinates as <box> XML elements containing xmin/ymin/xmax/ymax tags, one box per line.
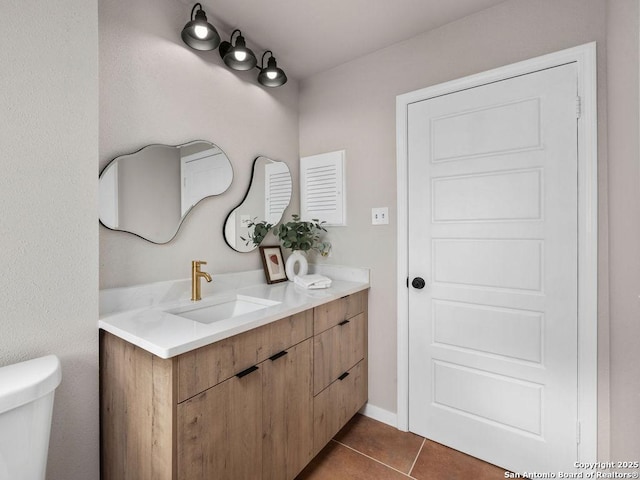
<box><xmin>259</xmin><ymin>246</ymin><xmax>288</xmax><ymax>284</ymax></box>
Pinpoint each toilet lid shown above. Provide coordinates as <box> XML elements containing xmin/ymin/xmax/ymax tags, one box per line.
<box><xmin>0</xmin><ymin>355</ymin><xmax>62</xmax><ymax>414</ymax></box>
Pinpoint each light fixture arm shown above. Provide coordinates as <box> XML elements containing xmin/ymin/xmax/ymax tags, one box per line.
<box><xmin>190</xmin><ymin>3</ymin><xmax>202</xmax><ymax>20</ymax></box>
<box><xmin>230</xmin><ymin>29</ymin><xmax>242</xmax><ymax>45</ymax></box>
<box><xmin>260</xmin><ymin>50</ymin><xmax>274</xmax><ymax>69</ymax></box>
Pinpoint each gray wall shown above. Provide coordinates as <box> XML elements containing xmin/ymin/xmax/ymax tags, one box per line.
<box><xmin>605</xmin><ymin>0</ymin><xmax>640</xmax><ymax>462</ymax></box>
<box><xmin>0</xmin><ymin>1</ymin><xmax>99</xmax><ymax>479</ymax></box>
<box><xmin>299</xmin><ymin>0</ymin><xmax>639</xmax><ymax>461</ymax></box>
<box><xmin>99</xmin><ymin>0</ymin><xmax>300</xmax><ymax>288</ymax></box>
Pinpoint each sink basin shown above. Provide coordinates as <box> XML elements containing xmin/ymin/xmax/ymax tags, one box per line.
<box><xmin>167</xmin><ymin>295</ymin><xmax>281</xmax><ymax>324</ymax></box>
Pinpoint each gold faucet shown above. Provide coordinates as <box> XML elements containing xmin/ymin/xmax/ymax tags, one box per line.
<box><xmin>191</xmin><ymin>260</ymin><xmax>212</xmax><ymax>301</ymax></box>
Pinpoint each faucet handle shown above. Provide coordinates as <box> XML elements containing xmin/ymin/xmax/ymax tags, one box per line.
<box><xmin>193</xmin><ymin>260</ymin><xmax>207</xmax><ymax>267</ymax></box>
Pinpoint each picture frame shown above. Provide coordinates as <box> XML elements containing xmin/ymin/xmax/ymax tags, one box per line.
<box><xmin>259</xmin><ymin>246</ymin><xmax>288</xmax><ymax>284</ymax></box>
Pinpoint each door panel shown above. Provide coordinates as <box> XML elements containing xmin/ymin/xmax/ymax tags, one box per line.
<box><xmin>432</xmin><ymin>300</ymin><xmax>543</xmax><ymax>363</ymax></box>
<box><xmin>408</xmin><ymin>63</ymin><xmax>578</xmax><ymax>474</ymax></box>
<box><xmin>432</xmin><ymin>168</ymin><xmax>542</xmax><ymax>222</ymax></box>
<box><xmin>433</xmin><ymin>361</ymin><xmax>543</xmax><ymax>435</ymax></box>
<box><xmin>431</xmin><ymin>98</ymin><xmax>541</xmax><ymax>162</ymax></box>
<box><xmin>432</xmin><ymin>238</ymin><xmax>543</xmax><ymax>291</ymax></box>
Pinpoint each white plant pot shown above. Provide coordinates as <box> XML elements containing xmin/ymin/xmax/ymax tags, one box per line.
<box><xmin>285</xmin><ymin>250</ymin><xmax>308</xmax><ymax>281</ymax></box>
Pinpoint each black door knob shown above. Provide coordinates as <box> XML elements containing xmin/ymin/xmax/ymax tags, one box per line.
<box><xmin>412</xmin><ymin>277</ymin><xmax>426</xmax><ymax>289</ymax></box>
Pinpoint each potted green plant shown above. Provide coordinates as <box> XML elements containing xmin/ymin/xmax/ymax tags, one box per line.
<box><xmin>242</xmin><ymin>215</ymin><xmax>331</xmax><ymax>279</ymax></box>
<box><xmin>272</xmin><ymin>215</ymin><xmax>331</xmax><ymax>279</ymax></box>
<box><xmin>272</xmin><ymin>215</ymin><xmax>328</xmax><ymax>252</ymax></box>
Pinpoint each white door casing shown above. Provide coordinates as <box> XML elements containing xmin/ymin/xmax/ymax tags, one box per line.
<box><xmin>397</xmin><ymin>43</ymin><xmax>598</xmax><ymax>468</ymax></box>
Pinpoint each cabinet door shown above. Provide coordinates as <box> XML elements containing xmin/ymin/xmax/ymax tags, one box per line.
<box><xmin>262</xmin><ymin>339</ymin><xmax>313</xmax><ymax>480</ymax></box>
<box><xmin>177</xmin><ymin>365</ymin><xmax>263</xmax><ymax>480</ymax></box>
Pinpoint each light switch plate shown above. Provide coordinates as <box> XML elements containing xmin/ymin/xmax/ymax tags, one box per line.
<box><xmin>371</xmin><ymin>207</ymin><xmax>389</xmax><ymax>225</ymax></box>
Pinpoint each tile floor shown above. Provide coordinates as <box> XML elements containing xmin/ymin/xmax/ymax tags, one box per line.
<box><xmin>296</xmin><ymin>414</ymin><xmax>508</xmax><ymax>479</ymax></box>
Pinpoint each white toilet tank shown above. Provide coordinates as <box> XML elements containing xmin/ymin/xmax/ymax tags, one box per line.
<box><xmin>0</xmin><ymin>355</ymin><xmax>62</xmax><ymax>480</ymax></box>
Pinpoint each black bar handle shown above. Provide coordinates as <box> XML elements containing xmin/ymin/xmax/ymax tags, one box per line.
<box><xmin>269</xmin><ymin>350</ymin><xmax>288</xmax><ymax>361</ymax></box>
<box><xmin>338</xmin><ymin>319</ymin><xmax>350</xmax><ymax>326</ymax></box>
<box><xmin>236</xmin><ymin>365</ymin><xmax>259</xmax><ymax>378</ymax></box>
<box><xmin>338</xmin><ymin>372</ymin><xmax>350</xmax><ymax>381</ymax></box>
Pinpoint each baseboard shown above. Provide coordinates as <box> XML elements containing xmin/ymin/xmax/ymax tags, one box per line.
<box><xmin>359</xmin><ymin>403</ymin><xmax>398</xmax><ymax>428</ymax></box>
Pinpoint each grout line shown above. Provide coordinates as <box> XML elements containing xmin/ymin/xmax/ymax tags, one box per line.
<box><xmin>408</xmin><ymin>438</ymin><xmax>426</xmax><ymax>478</ymax></box>
<box><xmin>331</xmin><ymin>439</ymin><xmax>413</xmax><ymax>478</ymax></box>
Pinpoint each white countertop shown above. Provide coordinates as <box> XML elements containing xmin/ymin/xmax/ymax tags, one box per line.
<box><xmin>99</xmin><ymin>266</ymin><xmax>369</xmax><ymax>359</ymax></box>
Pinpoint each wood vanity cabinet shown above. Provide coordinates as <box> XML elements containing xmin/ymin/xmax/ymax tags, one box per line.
<box><xmin>100</xmin><ymin>289</ymin><xmax>368</xmax><ymax>480</ymax></box>
<box><xmin>312</xmin><ymin>291</ymin><xmax>368</xmax><ymax>454</ymax></box>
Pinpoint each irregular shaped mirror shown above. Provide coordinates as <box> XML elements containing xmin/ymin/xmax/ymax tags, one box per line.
<box><xmin>99</xmin><ymin>140</ymin><xmax>233</xmax><ymax>244</ymax></box>
<box><xmin>224</xmin><ymin>156</ymin><xmax>292</xmax><ymax>252</ymax></box>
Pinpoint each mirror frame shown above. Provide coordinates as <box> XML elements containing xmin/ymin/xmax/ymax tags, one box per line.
<box><xmin>99</xmin><ymin>140</ymin><xmax>233</xmax><ymax>244</ymax></box>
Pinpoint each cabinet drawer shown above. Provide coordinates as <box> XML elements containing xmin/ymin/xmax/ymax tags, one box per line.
<box><xmin>313</xmin><ymin>313</ymin><xmax>365</xmax><ymax>395</ymax></box>
<box><xmin>313</xmin><ymin>360</ymin><xmax>367</xmax><ymax>455</ymax></box>
<box><xmin>178</xmin><ymin>309</ymin><xmax>313</xmax><ymax>402</ymax></box>
<box><xmin>313</xmin><ymin>290</ymin><xmax>367</xmax><ymax>334</ymax></box>
<box><xmin>258</xmin><ymin>309</ymin><xmax>313</xmax><ymax>361</ymax></box>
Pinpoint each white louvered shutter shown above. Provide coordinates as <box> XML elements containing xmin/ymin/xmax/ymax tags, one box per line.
<box><xmin>300</xmin><ymin>150</ymin><xmax>346</xmax><ymax>226</ymax></box>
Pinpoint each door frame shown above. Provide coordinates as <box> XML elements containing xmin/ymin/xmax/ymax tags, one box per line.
<box><xmin>396</xmin><ymin>42</ymin><xmax>598</xmax><ymax>463</ymax></box>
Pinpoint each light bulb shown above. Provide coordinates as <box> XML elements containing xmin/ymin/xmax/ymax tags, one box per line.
<box><xmin>267</xmin><ymin>71</ymin><xmax>278</xmax><ymax>80</ymax></box>
<box><xmin>234</xmin><ymin>50</ymin><xmax>247</xmax><ymax>61</ymax></box>
<box><xmin>194</xmin><ymin>25</ymin><xmax>208</xmax><ymax>39</ymax></box>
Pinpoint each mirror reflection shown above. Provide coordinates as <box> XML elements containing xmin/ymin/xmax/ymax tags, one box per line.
<box><xmin>99</xmin><ymin>140</ymin><xmax>233</xmax><ymax>244</ymax></box>
<box><xmin>224</xmin><ymin>156</ymin><xmax>292</xmax><ymax>252</ymax></box>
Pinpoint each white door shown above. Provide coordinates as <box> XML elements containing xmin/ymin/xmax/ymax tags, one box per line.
<box><xmin>181</xmin><ymin>148</ymin><xmax>234</xmax><ymax>215</ymax></box>
<box><xmin>408</xmin><ymin>63</ymin><xmax>578</xmax><ymax>474</ymax></box>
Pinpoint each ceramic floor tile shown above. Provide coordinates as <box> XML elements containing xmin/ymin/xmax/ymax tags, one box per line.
<box><xmin>295</xmin><ymin>441</ymin><xmax>411</xmax><ymax>480</ymax></box>
<box><xmin>410</xmin><ymin>439</ymin><xmax>508</xmax><ymax>480</ymax></box>
<box><xmin>333</xmin><ymin>414</ymin><xmax>424</xmax><ymax>474</ymax></box>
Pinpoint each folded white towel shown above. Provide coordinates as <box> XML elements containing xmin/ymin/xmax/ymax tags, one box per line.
<box><xmin>294</xmin><ymin>274</ymin><xmax>332</xmax><ymax>289</ymax></box>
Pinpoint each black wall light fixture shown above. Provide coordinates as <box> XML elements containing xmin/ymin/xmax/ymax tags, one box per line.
<box><xmin>180</xmin><ymin>5</ymin><xmax>287</xmax><ymax>87</ymax></box>
<box><xmin>219</xmin><ymin>29</ymin><xmax>257</xmax><ymax>70</ymax></box>
<box><xmin>181</xmin><ymin>3</ymin><xmax>220</xmax><ymax>51</ymax></box>
<box><xmin>258</xmin><ymin>51</ymin><xmax>287</xmax><ymax>87</ymax></box>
